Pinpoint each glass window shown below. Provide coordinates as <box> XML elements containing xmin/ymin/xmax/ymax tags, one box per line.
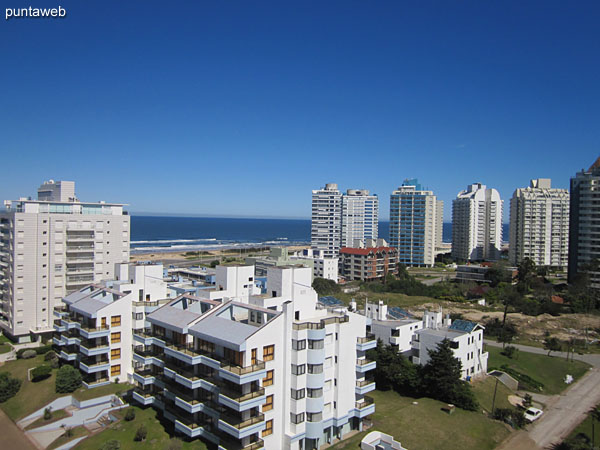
<box><xmin>292</xmin><ymin>364</ymin><xmax>306</xmax><ymax>375</ymax></box>
<box><xmin>262</xmin><ymin>394</ymin><xmax>274</xmax><ymax>412</ymax></box>
<box><xmin>263</xmin><ymin>345</ymin><xmax>274</xmax><ymax>361</ymax></box>
<box><xmin>292</xmin><ymin>339</ymin><xmax>306</xmax><ymax>351</ymax></box>
<box><xmin>291</xmin><ymin>388</ymin><xmax>305</xmax><ymax>400</ymax></box>
<box><xmin>262</xmin><ymin>419</ymin><xmax>273</xmax><ymax>437</ymax></box>
<box><xmin>291</xmin><ymin>412</ymin><xmax>305</xmax><ymax>424</ymax></box>
<box><xmin>111</xmin><ymin>332</ymin><xmax>121</xmax><ymax>344</ymax></box>
<box><xmin>263</xmin><ymin>370</ymin><xmax>274</xmax><ymax>386</ymax></box>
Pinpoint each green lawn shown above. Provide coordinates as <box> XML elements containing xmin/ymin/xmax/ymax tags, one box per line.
<box><xmin>486</xmin><ymin>345</ymin><xmax>591</xmax><ymax>395</ymax></box>
<box><xmin>74</xmin><ymin>405</ymin><xmax>207</xmax><ymax>450</ymax></box>
<box><xmin>471</xmin><ymin>376</ymin><xmax>515</xmax><ymax>413</ymax></box>
<box><xmin>0</xmin><ymin>344</ymin><xmax>12</xmax><ymax>354</ymax></box>
<box><xmin>48</xmin><ymin>426</ymin><xmax>89</xmax><ymax>450</ymax></box>
<box><xmin>73</xmin><ymin>382</ymin><xmax>131</xmax><ymax>401</ymax></box>
<box><xmin>0</xmin><ymin>334</ymin><xmax>11</xmax><ymax>344</ymax></box>
<box><xmin>25</xmin><ymin>408</ymin><xmax>70</xmax><ymax>430</ymax></box>
<box><xmin>337</xmin><ymin>291</ymin><xmax>442</xmax><ymax>309</ymax></box>
<box><xmin>331</xmin><ymin>390</ymin><xmax>510</xmax><ymax>450</ymax></box>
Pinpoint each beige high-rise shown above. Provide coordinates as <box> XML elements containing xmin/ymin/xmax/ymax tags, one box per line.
<box><xmin>0</xmin><ymin>180</ymin><xmax>130</xmax><ymax>341</ymax></box>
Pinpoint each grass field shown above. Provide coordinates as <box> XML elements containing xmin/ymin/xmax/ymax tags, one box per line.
<box><xmin>337</xmin><ymin>291</ymin><xmax>443</xmax><ymax>309</ymax></box>
<box><xmin>24</xmin><ymin>408</ymin><xmax>70</xmax><ymax>430</ymax></box>
<box><xmin>47</xmin><ymin>426</ymin><xmax>88</xmax><ymax>450</ymax></box>
<box><xmin>0</xmin><ymin>344</ymin><xmax>12</xmax><ymax>354</ymax></box>
<box><xmin>330</xmin><ymin>390</ymin><xmax>510</xmax><ymax>450</ymax></box>
<box><xmin>471</xmin><ymin>376</ymin><xmax>515</xmax><ymax>413</ymax></box>
<box><xmin>486</xmin><ymin>345</ymin><xmax>591</xmax><ymax>395</ymax></box>
<box><xmin>74</xmin><ymin>405</ymin><xmax>207</xmax><ymax>450</ymax></box>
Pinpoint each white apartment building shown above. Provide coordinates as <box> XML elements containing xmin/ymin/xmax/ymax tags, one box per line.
<box><xmin>341</xmin><ymin>190</ymin><xmax>379</xmax><ymax>248</ymax></box>
<box><xmin>569</xmin><ymin>158</ymin><xmax>600</xmax><ymax>287</ymax></box>
<box><xmin>311</xmin><ymin>184</ymin><xmax>342</xmax><ymax>258</ymax></box>
<box><xmin>389</xmin><ymin>179</ymin><xmax>443</xmax><ymax>267</ymax></box>
<box><xmin>295</xmin><ymin>248</ymin><xmax>339</xmax><ymax>282</ymax></box>
<box><xmin>132</xmin><ymin>264</ymin><xmax>376</xmax><ymax>450</ymax></box>
<box><xmin>452</xmin><ymin>183</ymin><xmax>503</xmax><ymax>262</ymax></box>
<box><xmin>509</xmin><ymin>179</ymin><xmax>569</xmax><ymax>269</ymax></box>
<box><xmin>53</xmin><ymin>262</ymin><xmax>169</xmax><ymax>387</ymax></box>
<box><xmin>411</xmin><ymin>311</ymin><xmax>488</xmax><ymax>380</ymax></box>
<box><xmin>364</xmin><ymin>300</ymin><xmax>422</xmax><ymax>354</ymax></box>
<box><xmin>0</xmin><ymin>180</ymin><xmax>130</xmax><ymax>342</ymax></box>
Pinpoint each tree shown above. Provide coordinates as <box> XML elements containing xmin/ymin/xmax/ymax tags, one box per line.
<box><xmin>485</xmin><ymin>261</ymin><xmax>513</xmax><ymax>287</ymax></box>
<box><xmin>590</xmin><ymin>404</ymin><xmax>600</xmax><ymax>450</ymax></box>
<box><xmin>0</xmin><ymin>372</ymin><xmax>22</xmax><ymax>402</ymax></box>
<box><xmin>543</xmin><ymin>337</ymin><xmax>561</xmax><ymax>356</ymax></box>
<box><xmin>421</xmin><ymin>339</ymin><xmax>478</xmax><ymax>411</ymax></box>
<box><xmin>44</xmin><ymin>407</ymin><xmax>52</xmax><ymax>420</ymax></box>
<box><xmin>311</xmin><ymin>277</ymin><xmax>340</xmax><ymax>296</ymax></box>
<box><xmin>517</xmin><ymin>257</ymin><xmax>537</xmax><ymax>292</ymax></box>
<box><xmin>134</xmin><ymin>424</ymin><xmax>147</xmax><ymax>442</ymax></box>
<box><xmin>31</xmin><ymin>365</ymin><xmax>52</xmax><ymax>382</ymax></box>
<box><xmin>499</xmin><ymin>285</ymin><xmax>522</xmax><ymax>329</ymax></box>
<box><xmin>55</xmin><ymin>365</ymin><xmax>82</xmax><ymax>393</ymax></box>
<box><xmin>124</xmin><ymin>408</ymin><xmax>136</xmax><ymax>421</ymax></box>
<box><xmin>367</xmin><ymin>340</ymin><xmax>421</xmax><ymax>395</ymax></box>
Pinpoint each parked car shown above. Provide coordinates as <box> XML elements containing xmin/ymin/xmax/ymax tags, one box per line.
<box><xmin>524</xmin><ymin>407</ymin><xmax>543</xmax><ymax>422</ymax></box>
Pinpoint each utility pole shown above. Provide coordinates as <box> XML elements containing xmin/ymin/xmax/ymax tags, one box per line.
<box><xmin>491</xmin><ymin>377</ymin><xmax>499</xmax><ymax>416</ymax></box>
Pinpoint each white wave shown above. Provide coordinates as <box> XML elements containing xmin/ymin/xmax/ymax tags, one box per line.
<box><xmin>131</xmin><ymin>238</ymin><xmax>217</xmax><ymax>245</ymax></box>
<box><xmin>130</xmin><ymin>240</ymin><xmax>309</xmax><ymax>254</ymax></box>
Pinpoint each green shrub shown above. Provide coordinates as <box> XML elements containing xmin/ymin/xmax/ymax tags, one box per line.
<box><xmin>134</xmin><ymin>424</ymin><xmax>147</xmax><ymax>442</ymax></box>
<box><xmin>55</xmin><ymin>365</ymin><xmax>82</xmax><ymax>393</ymax></box>
<box><xmin>44</xmin><ymin>407</ymin><xmax>52</xmax><ymax>420</ymax></box>
<box><xmin>0</xmin><ymin>372</ymin><xmax>22</xmax><ymax>402</ymax></box>
<box><xmin>124</xmin><ymin>408</ymin><xmax>135</xmax><ymax>421</ymax></box>
<box><xmin>498</xmin><ymin>365</ymin><xmax>544</xmax><ymax>392</ymax></box>
<box><xmin>99</xmin><ymin>440</ymin><xmax>121</xmax><ymax>450</ymax></box>
<box><xmin>44</xmin><ymin>350</ymin><xmax>58</xmax><ymax>361</ymax></box>
<box><xmin>34</xmin><ymin>345</ymin><xmax>52</xmax><ymax>355</ymax></box>
<box><xmin>501</xmin><ymin>346</ymin><xmax>517</xmax><ymax>359</ymax></box>
<box><xmin>19</xmin><ymin>349</ymin><xmax>36</xmax><ymax>359</ymax></box>
<box><xmin>31</xmin><ymin>365</ymin><xmax>52</xmax><ymax>382</ymax></box>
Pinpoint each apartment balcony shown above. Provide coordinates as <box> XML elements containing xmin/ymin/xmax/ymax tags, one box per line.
<box><xmin>218</xmin><ymin>438</ymin><xmax>265</xmax><ymax>450</ymax></box>
<box><xmin>164</xmin><ymin>343</ymin><xmax>205</xmax><ymax>365</ymax></box>
<box><xmin>356</xmin><ymin>358</ymin><xmax>376</xmax><ymax>373</ymax></box>
<box><xmin>218</xmin><ymin>387</ymin><xmax>266</xmax><ymax>412</ymax></box>
<box><xmin>356</xmin><ymin>333</ymin><xmax>377</xmax><ymax>351</ymax></box>
<box><xmin>53</xmin><ymin>319</ymin><xmax>67</xmax><ymax>333</ymax></box>
<box><xmin>66</xmin><ymin>267</ymin><xmax>94</xmax><ymax>275</ymax></box>
<box><xmin>133</xmin><ymin>368</ymin><xmax>159</xmax><ymax>386</ymax></box>
<box><xmin>59</xmin><ymin>350</ymin><xmax>78</xmax><ymax>361</ymax></box>
<box><xmin>52</xmin><ymin>336</ymin><xmax>64</xmax><ymax>347</ymax></box>
<box><xmin>82</xmin><ymin>377</ymin><xmax>110</xmax><ymax>389</ymax></box>
<box><xmin>79</xmin><ymin>341</ymin><xmax>110</xmax><ymax>357</ymax></box>
<box><xmin>66</xmin><ymin>256</ymin><xmax>95</xmax><ymax>264</ymax></box>
<box><xmin>79</xmin><ymin>325</ymin><xmax>109</xmax><ymax>339</ymax></box>
<box><xmin>60</xmin><ymin>334</ymin><xmax>81</xmax><ymax>346</ymax></box>
<box><xmin>133</xmin><ymin>330</ymin><xmax>166</xmax><ymax>348</ymax></box>
<box><xmin>132</xmin><ymin>348</ymin><xmax>165</xmax><ymax>367</ymax></box>
<box><xmin>164</xmin><ymin>363</ymin><xmax>218</xmax><ymax>391</ymax></box>
<box><xmin>355</xmin><ymin>379</ymin><xmax>376</xmax><ymax>395</ymax></box>
<box><xmin>53</xmin><ymin>307</ymin><xmax>68</xmax><ymax>318</ymax></box>
<box><xmin>219</xmin><ymin>360</ymin><xmax>266</xmax><ymax>385</ymax></box>
<box><xmin>80</xmin><ymin>360</ymin><xmax>110</xmax><ymax>373</ymax></box>
<box><xmin>65</xmin><ymin>245</ymin><xmax>95</xmax><ymax>252</ymax></box>
<box><xmin>218</xmin><ymin>413</ymin><xmax>266</xmax><ymax>440</ymax></box>
<box><xmin>132</xmin><ymin>389</ymin><xmax>155</xmax><ymax>406</ymax></box>
<box><xmin>60</xmin><ymin>317</ymin><xmax>81</xmax><ymax>331</ymax></box>
<box><xmin>354</xmin><ymin>395</ymin><xmax>375</xmax><ymax>418</ymax></box>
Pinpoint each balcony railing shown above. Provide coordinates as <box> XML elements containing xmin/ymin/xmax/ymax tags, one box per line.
<box><xmin>220</xmin><ymin>412</ymin><xmax>265</xmax><ymax>430</ymax></box>
<box><xmin>357</xmin><ymin>334</ymin><xmax>376</xmax><ymax>344</ymax></box>
<box><xmin>356</xmin><ymin>358</ymin><xmax>375</xmax><ymax>366</ymax></box>
<box><xmin>356</xmin><ymin>395</ymin><xmax>375</xmax><ymax>409</ymax></box>
<box><xmin>356</xmin><ymin>379</ymin><xmax>375</xmax><ymax>387</ymax></box>
<box><xmin>221</xmin><ymin>360</ymin><xmax>265</xmax><ymax>376</ymax></box>
<box><xmin>220</xmin><ymin>387</ymin><xmax>265</xmax><ymax>403</ymax></box>
<box><xmin>80</xmin><ymin>324</ymin><xmax>109</xmax><ymax>333</ymax></box>
<box><xmin>220</xmin><ymin>437</ymin><xmax>265</xmax><ymax>450</ymax></box>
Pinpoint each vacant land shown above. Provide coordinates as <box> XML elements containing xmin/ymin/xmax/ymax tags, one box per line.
<box><xmin>486</xmin><ymin>345</ymin><xmax>590</xmax><ymax>395</ymax></box>
<box><xmin>471</xmin><ymin>376</ymin><xmax>515</xmax><ymax>413</ymax></box>
<box><xmin>337</xmin><ymin>291</ymin><xmax>445</xmax><ymax>309</ymax></box>
<box><xmin>74</xmin><ymin>405</ymin><xmax>207</xmax><ymax>450</ymax></box>
<box><xmin>330</xmin><ymin>390</ymin><xmax>509</xmax><ymax>450</ymax></box>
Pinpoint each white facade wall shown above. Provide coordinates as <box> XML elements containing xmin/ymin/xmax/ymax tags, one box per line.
<box><xmin>311</xmin><ymin>184</ymin><xmax>342</xmax><ymax>258</ymax></box>
<box><xmin>341</xmin><ymin>190</ymin><xmax>379</xmax><ymax>248</ymax></box>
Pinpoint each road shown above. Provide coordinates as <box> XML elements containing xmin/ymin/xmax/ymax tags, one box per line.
<box><xmin>490</xmin><ymin>341</ymin><xmax>600</xmax><ymax>449</ymax></box>
<box><xmin>485</xmin><ymin>339</ymin><xmax>600</xmax><ymax>367</ymax></box>
<box><xmin>0</xmin><ymin>409</ymin><xmax>37</xmax><ymax>450</ymax></box>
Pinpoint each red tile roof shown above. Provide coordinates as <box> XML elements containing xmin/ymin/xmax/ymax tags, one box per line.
<box><xmin>340</xmin><ymin>247</ymin><xmax>396</xmax><ymax>255</ymax></box>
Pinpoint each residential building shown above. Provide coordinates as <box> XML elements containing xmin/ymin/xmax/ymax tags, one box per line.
<box><xmin>311</xmin><ymin>184</ymin><xmax>342</xmax><ymax>258</ymax></box>
<box><xmin>0</xmin><ymin>180</ymin><xmax>130</xmax><ymax>342</ymax></box>
<box><xmin>53</xmin><ymin>262</ymin><xmax>169</xmax><ymax>387</ymax></box>
<box><xmin>341</xmin><ymin>190</ymin><xmax>379</xmax><ymax>248</ymax></box>
<box><xmin>339</xmin><ymin>239</ymin><xmax>398</xmax><ymax>282</ymax></box>
<box><xmin>363</xmin><ymin>300</ymin><xmax>422</xmax><ymax>355</ymax></box>
<box><xmin>569</xmin><ymin>158</ymin><xmax>600</xmax><ymax>288</ymax></box>
<box><xmin>132</xmin><ymin>264</ymin><xmax>376</xmax><ymax>450</ymax></box>
<box><xmin>389</xmin><ymin>179</ymin><xmax>443</xmax><ymax>267</ymax></box>
<box><xmin>295</xmin><ymin>248</ymin><xmax>339</xmax><ymax>282</ymax></box>
<box><xmin>452</xmin><ymin>183</ymin><xmax>503</xmax><ymax>262</ymax></box>
<box><xmin>245</xmin><ymin>247</ymin><xmax>314</xmax><ymax>278</ymax></box>
<box><xmin>455</xmin><ymin>264</ymin><xmax>516</xmax><ymax>284</ymax></box>
<box><xmin>509</xmin><ymin>178</ymin><xmax>569</xmax><ymax>269</ymax></box>
<box><xmin>411</xmin><ymin>311</ymin><xmax>488</xmax><ymax>380</ymax></box>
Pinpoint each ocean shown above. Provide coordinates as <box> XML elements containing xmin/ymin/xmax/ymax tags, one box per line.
<box><xmin>130</xmin><ymin>216</ymin><xmax>509</xmax><ymax>253</ymax></box>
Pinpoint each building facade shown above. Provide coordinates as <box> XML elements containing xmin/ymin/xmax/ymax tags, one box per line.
<box><xmin>389</xmin><ymin>179</ymin><xmax>443</xmax><ymax>267</ymax></box>
<box><xmin>132</xmin><ymin>264</ymin><xmax>376</xmax><ymax>450</ymax></box>
<box><xmin>311</xmin><ymin>184</ymin><xmax>342</xmax><ymax>258</ymax></box>
<box><xmin>341</xmin><ymin>190</ymin><xmax>379</xmax><ymax>248</ymax></box>
<box><xmin>339</xmin><ymin>239</ymin><xmax>398</xmax><ymax>282</ymax></box>
<box><xmin>569</xmin><ymin>158</ymin><xmax>600</xmax><ymax>287</ymax></box>
<box><xmin>452</xmin><ymin>183</ymin><xmax>503</xmax><ymax>262</ymax></box>
<box><xmin>0</xmin><ymin>180</ymin><xmax>130</xmax><ymax>342</ymax></box>
<box><xmin>509</xmin><ymin>179</ymin><xmax>569</xmax><ymax>269</ymax></box>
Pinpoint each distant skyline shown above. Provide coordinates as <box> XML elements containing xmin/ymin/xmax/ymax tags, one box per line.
<box><xmin>1</xmin><ymin>1</ymin><xmax>599</xmax><ymax>221</ymax></box>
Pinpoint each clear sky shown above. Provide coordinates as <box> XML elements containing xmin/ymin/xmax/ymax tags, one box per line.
<box><xmin>1</xmin><ymin>1</ymin><xmax>599</xmax><ymax>221</ymax></box>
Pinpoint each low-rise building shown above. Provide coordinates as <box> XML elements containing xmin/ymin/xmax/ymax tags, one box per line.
<box><xmin>364</xmin><ymin>300</ymin><xmax>422</xmax><ymax>354</ymax></box>
<box><xmin>295</xmin><ymin>248</ymin><xmax>339</xmax><ymax>282</ymax></box>
<box><xmin>339</xmin><ymin>239</ymin><xmax>398</xmax><ymax>282</ymax></box>
<box><xmin>132</xmin><ymin>264</ymin><xmax>376</xmax><ymax>450</ymax></box>
<box><xmin>411</xmin><ymin>311</ymin><xmax>488</xmax><ymax>380</ymax></box>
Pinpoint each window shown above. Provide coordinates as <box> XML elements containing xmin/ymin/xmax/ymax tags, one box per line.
<box><xmin>263</xmin><ymin>370</ymin><xmax>274</xmax><ymax>387</ymax></box>
<box><xmin>307</xmin><ymin>412</ymin><xmax>322</xmax><ymax>422</ymax></box>
<box><xmin>308</xmin><ymin>339</ymin><xmax>324</xmax><ymax>349</ymax></box>
<box><xmin>291</xmin><ymin>388</ymin><xmax>305</xmax><ymax>400</ymax></box>
<box><xmin>111</xmin><ymin>348</ymin><xmax>121</xmax><ymax>360</ymax></box>
<box><xmin>307</xmin><ymin>388</ymin><xmax>322</xmax><ymax>398</ymax></box>
<box><xmin>307</xmin><ymin>364</ymin><xmax>323</xmax><ymax>374</ymax></box>
<box><xmin>111</xmin><ymin>315</ymin><xmax>121</xmax><ymax>327</ymax></box>
<box><xmin>111</xmin><ymin>332</ymin><xmax>121</xmax><ymax>344</ymax></box>
<box><xmin>450</xmin><ymin>341</ymin><xmax>459</xmax><ymax>349</ymax></box>
<box><xmin>291</xmin><ymin>412</ymin><xmax>305</xmax><ymax>424</ymax></box>
<box><xmin>111</xmin><ymin>365</ymin><xmax>121</xmax><ymax>376</ymax></box>
<box><xmin>262</xmin><ymin>419</ymin><xmax>273</xmax><ymax>437</ymax></box>
<box><xmin>132</xmin><ymin>312</ymin><xmax>143</xmax><ymax>320</ymax></box>
<box><xmin>292</xmin><ymin>364</ymin><xmax>306</xmax><ymax>375</ymax></box>
<box><xmin>292</xmin><ymin>339</ymin><xmax>306</xmax><ymax>351</ymax></box>
<box><xmin>263</xmin><ymin>345</ymin><xmax>274</xmax><ymax>361</ymax></box>
<box><xmin>263</xmin><ymin>394</ymin><xmax>274</xmax><ymax>412</ymax></box>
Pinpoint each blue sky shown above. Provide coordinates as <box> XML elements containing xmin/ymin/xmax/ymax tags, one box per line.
<box><xmin>1</xmin><ymin>1</ymin><xmax>599</xmax><ymax>221</ymax></box>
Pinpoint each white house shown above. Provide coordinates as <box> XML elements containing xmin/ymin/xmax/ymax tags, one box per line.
<box><xmin>363</xmin><ymin>300</ymin><xmax>422</xmax><ymax>354</ymax></box>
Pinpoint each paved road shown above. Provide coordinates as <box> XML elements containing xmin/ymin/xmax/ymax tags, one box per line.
<box><xmin>0</xmin><ymin>408</ymin><xmax>37</xmax><ymax>450</ymax></box>
<box><xmin>485</xmin><ymin>339</ymin><xmax>600</xmax><ymax>367</ymax></box>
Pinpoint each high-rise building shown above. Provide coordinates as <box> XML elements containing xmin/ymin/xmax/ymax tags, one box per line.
<box><xmin>131</xmin><ymin>264</ymin><xmax>375</xmax><ymax>449</ymax></box>
<box><xmin>569</xmin><ymin>158</ymin><xmax>600</xmax><ymax>287</ymax></box>
<box><xmin>451</xmin><ymin>183</ymin><xmax>503</xmax><ymax>262</ymax></box>
<box><xmin>341</xmin><ymin>189</ymin><xmax>379</xmax><ymax>248</ymax></box>
<box><xmin>311</xmin><ymin>184</ymin><xmax>342</xmax><ymax>258</ymax></box>
<box><xmin>389</xmin><ymin>179</ymin><xmax>443</xmax><ymax>267</ymax></box>
<box><xmin>0</xmin><ymin>180</ymin><xmax>130</xmax><ymax>342</ymax></box>
<box><xmin>509</xmin><ymin>179</ymin><xmax>569</xmax><ymax>269</ymax></box>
